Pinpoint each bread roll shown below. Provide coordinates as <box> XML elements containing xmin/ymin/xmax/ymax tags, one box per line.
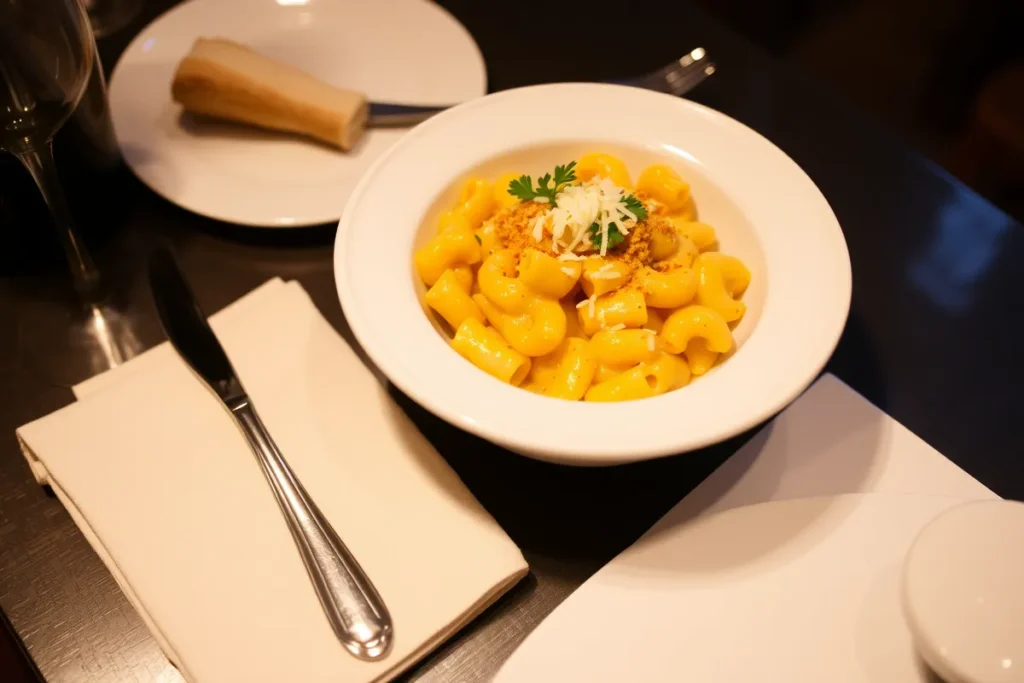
<box><xmin>171</xmin><ymin>38</ymin><xmax>368</xmax><ymax>151</ymax></box>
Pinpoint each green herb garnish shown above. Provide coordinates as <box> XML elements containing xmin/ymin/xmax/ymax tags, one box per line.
<box><xmin>587</xmin><ymin>193</ymin><xmax>648</xmax><ymax>249</ymax></box>
<box><xmin>622</xmin><ymin>194</ymin><xmax>648</xmax><ymax>222</ymax></box>
<box><xmin>588</xmin><ymin>223</ymin><xmax>626</xmax><ymax>249</ymax></box>
<box><xmin>508</xmin><ymin>161</ymin><xmax>578</xmax><ymax>205</ymax></box>
<box><xmin>473</xmin><ymin>233</ymin><xmax>482</xmax><ymax>245</ymax></box>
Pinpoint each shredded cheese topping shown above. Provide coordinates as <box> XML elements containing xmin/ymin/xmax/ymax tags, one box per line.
<box><xmin>531</xmin><ymin>214</ymin><xmax>548</xmax><ymax>242</ymax></box>
<box><xmin>531</xmin><ymin>176</ymin><xmax>639</xmax><ymax>257</ymax></box>
<box><xmin>589</xmin><ymin>263</ymin><xmax>620</xmax><ymax>280</ymax></box>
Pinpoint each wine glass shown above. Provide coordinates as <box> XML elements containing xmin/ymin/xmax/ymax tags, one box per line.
<box><xmin>0</xmin><ymin>0</ymin><xmax>139</xmax><ymax>385</ymax></box>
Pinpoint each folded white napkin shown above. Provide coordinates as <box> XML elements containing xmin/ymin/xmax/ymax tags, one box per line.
<box><xmin>17</xmin><ymin>278</ymin><xmax>528</xmax><ymax>683</ymax></box>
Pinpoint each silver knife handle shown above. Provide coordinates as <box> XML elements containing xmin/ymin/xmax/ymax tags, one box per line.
<box><xmin>231</xmin><ymin>399</ymin><xmax>392</xmax><ymax>660</ymax></box>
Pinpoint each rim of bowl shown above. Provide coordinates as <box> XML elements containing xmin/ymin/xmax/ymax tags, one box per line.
<box><xmin>334</xmin><ymin>83</ymin><xmax>851</xmax><ymax>465</ymax></box>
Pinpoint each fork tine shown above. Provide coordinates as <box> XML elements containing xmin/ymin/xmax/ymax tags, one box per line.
<box><xmin>630</xmin><ymin>47</ymin><xmax>715</xmax><ymax>97</ymax></box>
<box><xmin>661</xmin><ymin>48</ymin><xmax>715</xmax><ymax>96</ymax></box>
<box><xmin>665</xmin><ymin>62</ymin><xmax>716</xmax><ymax>97</ymax></box>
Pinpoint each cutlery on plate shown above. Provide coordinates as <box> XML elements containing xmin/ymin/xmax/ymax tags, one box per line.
<box><xmin>173</xmin><ymin>39</ymin><xmax>712</xmax><ymax>147</ymax></box>
<box><xmin>148</xmin><ymin>247</ymin><xmax>392</xmax><ymax>661</ymax></box>
<box><xmin>368</xmin><ymin>47</ymin><xmax>716</xmax><ymax>127</ymax></box>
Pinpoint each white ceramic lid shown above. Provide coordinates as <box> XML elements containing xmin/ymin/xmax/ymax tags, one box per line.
<box><xmin>903</xmin><ymin>499</ymin><xmax>1024</xmax><ymax>683</ymax></box>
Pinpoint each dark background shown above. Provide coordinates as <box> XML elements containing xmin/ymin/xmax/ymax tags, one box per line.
<box><xmin>696</xmin><ymin>0</ymin><xmax>1024</xmax><ymax>217</ymax></box>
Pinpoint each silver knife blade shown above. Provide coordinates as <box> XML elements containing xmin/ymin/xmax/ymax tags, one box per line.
<box><xmin>148</xmin><ymin>247</ymin><xmax>246</xmax><ymax>406</ymax></box>
<box><xmin>368</xmin><ymin>101</ymin><xmax>448</xmax><ymax>127</ymax></box>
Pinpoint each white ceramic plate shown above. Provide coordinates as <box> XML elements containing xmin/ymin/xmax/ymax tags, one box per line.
<box><xmin>494</xmin><ymin>493</ymin><xmax>976</xmax><ymax>683</ymax></box>
<box><xmin>334</xmin><ymin>84</ymin><xmax>852</xmax><ymax>464</ymax></box>
<box><xmin>109</xmin><ymin>0</ymin><xmax>485</xmax><ymax>227</ymax></box>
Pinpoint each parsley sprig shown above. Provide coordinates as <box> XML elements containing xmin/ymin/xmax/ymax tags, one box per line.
<box><xmin>588</xmin><ymin>223</ymin><xmax>626</xmax><ymax>249</ymax></box>
<box><xmin>507</xmin><ymin>160</ymin><xmax>650</xmax><ymax>252</ymax></box>
<box><xmin>587</xmin><ymin>194</ymin><xmax>648</xmax><ymax>249</ymax></box>
<box><xmin>508</xmin><ymin>161</ymin><xmax>577</xmax><ymax>204</ymax></box>
<box><xmin>622</xmin><ymin>194</ymin><xmax>649</xmax><ymax>221</ymax></box>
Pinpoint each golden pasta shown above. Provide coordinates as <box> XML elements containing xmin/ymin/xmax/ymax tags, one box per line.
<box><xmin>683</xmin><ymin>338</ymin><xmax>718</xmax><ymax>376</ymax></box>
<box><xmin>452</xmin><ymin>318</ymin><xmax>531</xmax><ymax>385</ymax></box>
<box><xmin>415</xmin><ymin>154</ymin><xmax>752</xmax><ymax>401</ymax></box>
<box><xmin>524</xmin><ymin>338</ymin><xmax>597</xmax><ymax>401</ymax></box>
<box><xmin>695</xmin><ymin>252</ymin><xmax>751</xmax><ymax>323</ymax></box>
<box><xmin>425</xmin><ymin>269</ymin><xmax>484</xmax><ymax>331</ymax></box>
<box><xmin>414</xmin><ymin>224</ymin><xmax>481</xmax><ymax>286</ymax></box>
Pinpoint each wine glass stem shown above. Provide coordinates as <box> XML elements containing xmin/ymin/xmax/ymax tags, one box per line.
<box><xmin>17</xmin><ymin>142</ymin><xmax>103</xmax><ymax>301</ymax></box>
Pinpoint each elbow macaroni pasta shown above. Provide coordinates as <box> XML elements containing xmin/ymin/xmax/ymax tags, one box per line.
<box><xmin>695</xmin><ymin>252</ymin><xmax>751</xmax><ymax>323</ymax></box>
<box><xmin>425</xmin><ymin>269</ymin><xmax>484</xmax><ymax>331</ymax></box>
<box><xmin>660</xmin><ymin>305</ymin><xmax>734</xmax><ymax>355</ymax></box>
<box><xmin>473</xmin><ymin>292</ymin><xmax>567</xmax><ymax>357</ymax></box>
<box><xmin>414</xmin><ymin>224</ymin><xmax>481</xmax><ymax>286</ymax></box>
<box><xmin>637</xmin><ymin>266</ymin><xmax>698</xmax><ymax>309</ymax></box>
<box><xmin>637</xmin><ymin>164</ymin><xmax>691</xmax><ymax>213</ymax></box>
<box><xmin>578</xmin><ymin>288</ymin><xmax>647</xmax><ymax>336</ymax></box>
<box><xmin>683</xmin><ymin>338</ymin><xmax>718</xmax><ymax>376</ymax></box>
<box><xmin>519</xmin><ymin>248</ymin><xmax>582</xmax><ymax>298</ymax></box>
<box><xmin>524</xmin><ymin>338</ymin><xmax>597</xmax><ymax>400</ymax></box>
<box><xmin>452</xmin><ymin>318</ymin><xmax>531</xmax><ymax>386</ymax></box>
<box><xmin>581</xmin><ymin>257</ymin><xmax>632</xmax><ymax>297</ymax></box>
<box><xmin>576</xmin><ymin>152</ymin><xmax>632</xmax><ymax>188</ymax></box>
<box><xmin>670</xmin><ymin>218</ymin><xmax>717</xmax><ymax>251</ymax></box>
<box><xmin>417</xmin><ymin>154</ymin><xmax>751</xmax><ymax>402</ymax></box>
<box><xmin>589</xmin><ymin>328</ymin><xmax>659</xmax><ymax>367</ymax></box>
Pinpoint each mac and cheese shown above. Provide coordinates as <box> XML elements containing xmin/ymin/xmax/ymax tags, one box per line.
<box><xmin>414</xmin><ymin>155</ymin><xmax>752</xmax><ymax>402</ymax></box>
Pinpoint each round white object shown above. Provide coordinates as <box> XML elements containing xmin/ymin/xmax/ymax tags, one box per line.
<box><xmin>903</xmin><ymin>499</ymin><xmax>1024</xmax><ymax>683</ymax></box>
<box><xmin>109</xmin><ymin>0</ymin><xmax>485</xmax><ymax>227</ymax></box>
<box><xmin>334</xmin><ymin>83</ymin><xmax>852</xmax><ymax>463</ymax></box>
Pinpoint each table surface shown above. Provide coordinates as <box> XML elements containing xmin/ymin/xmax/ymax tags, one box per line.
<box><xmin>2</xmin><ymin>0</ymin><xmax>1022</xmax><ymax>681</ymax></box>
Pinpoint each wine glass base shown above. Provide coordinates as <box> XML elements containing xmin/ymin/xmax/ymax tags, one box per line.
<box><xmin>18</xmin><ymin>295</ymin><xmax>143</xmax><ymax>388</ymax></box>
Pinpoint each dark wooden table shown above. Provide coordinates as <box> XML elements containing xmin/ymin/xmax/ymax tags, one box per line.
<box><xmin>2</xmin><ymin>1</ymin><xmax>1023</xmax><ymax>681</ymax></box>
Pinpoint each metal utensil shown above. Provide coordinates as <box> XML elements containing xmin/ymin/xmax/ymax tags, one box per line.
<box><xmin>147</xmin><ymin>246</ymin><xmax>392</xmax><ymax>661</ymax></box>
<box><xmin>368</xmin><ymin>47</ymin><xmax>715</xmax><ymax>127</ymax></box>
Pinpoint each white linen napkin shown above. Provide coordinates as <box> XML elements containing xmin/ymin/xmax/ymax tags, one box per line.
<box><xmin>16</xmin><ymin>278</ymin><xmax>528</xmax><ymax>683</ymax></box>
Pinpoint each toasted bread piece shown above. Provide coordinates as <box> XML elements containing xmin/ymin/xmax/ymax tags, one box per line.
<box><xmin>171</xmin><ymin>37</ymin><xmax>368</xmax><ymax>150</ymax></box>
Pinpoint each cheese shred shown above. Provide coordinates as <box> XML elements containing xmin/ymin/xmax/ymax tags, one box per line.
<box><xmin>528</xmin><ymin>176</ymin><xmax>642</xmax><ymax>258</ymax></box>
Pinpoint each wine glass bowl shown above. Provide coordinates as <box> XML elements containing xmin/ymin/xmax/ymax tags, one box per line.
<box><xmin>0</xmin><ymin>0</ymin><xmax>94</xmax><ymax>155</ymax></box>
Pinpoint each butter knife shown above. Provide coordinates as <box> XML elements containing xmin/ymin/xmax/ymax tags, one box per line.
<box><xmin>148</xmin><ymin>247</ymin><xmax>393</xmax><ymax>661</ymax></box>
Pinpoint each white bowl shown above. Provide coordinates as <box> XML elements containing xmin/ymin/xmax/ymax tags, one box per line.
<box><xmin>334</xmin><ymin>84</ymin><xmax>851</xmax><ymax>465</ymax></box>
